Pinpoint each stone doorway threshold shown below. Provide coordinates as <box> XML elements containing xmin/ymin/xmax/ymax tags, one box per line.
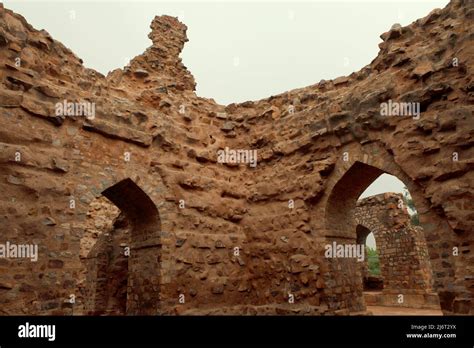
<box><xmin>366</xmin><ymin>305</ymin><xmax>443</xmax><ymax>316</ymax></box>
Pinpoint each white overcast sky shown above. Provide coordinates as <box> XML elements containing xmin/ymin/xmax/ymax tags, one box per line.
<box><xmin>5</xmin><ymin>1</ymin><xmax>444</xmax><ymax>247</ymax></box>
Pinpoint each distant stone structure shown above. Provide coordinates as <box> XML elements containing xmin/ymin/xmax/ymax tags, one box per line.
<box><xmin>0</xmin><ymin>0</ymin><xmax>472</xmax><ymax>315</ymax></box>
<box><xmin>355</xmin><ymin>193</ymin><xmax>440</xmax><ymax>309</ymax></box>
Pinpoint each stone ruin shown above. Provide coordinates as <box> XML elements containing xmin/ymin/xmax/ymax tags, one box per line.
<box><xmin>355</xmin><ymin>193</ymin><xmax>440</xmax><ymax>309</ymax></box>
<box><xmin>0</xmin><ymin>0</ymin><xmax>472</xmax><ymax>315</ymax></box>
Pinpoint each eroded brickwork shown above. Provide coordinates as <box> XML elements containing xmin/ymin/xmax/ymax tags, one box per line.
<box><xmin>0</xmin><ymin>0</ymin><xmax>472</xmax><ymax>315</ymax></box>
<box><xmin>355</xmin><ymin>193</ymin><xmax>434</xmax><ymax>291</ymax></box>
<box><xmin>355</xmin><ymin>193</ymin><xmax>440</xmax><ymax>309</ymax></box>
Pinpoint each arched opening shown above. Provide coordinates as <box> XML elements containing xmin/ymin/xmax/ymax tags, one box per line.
<box><xmin>325</xmin><ymin>160</ymin><xmax>442</xmax><ymax>315</ymax></box>
<box><xmin>80</xmin><ymin>178</ymin><xmax>161</xmax><ymax>315</ymax></box>
<box><xmin>356</xmin><ymin>226</ymin><xmax>382</xmax><ymax>291</ymax></box>
<box><xmin>326</xmin><ymin>161</ymin><xmax>384</xmax><ymax>239</ymax></box>
<box><xmin>102</xmin><ymin>178</ymin><xmax>162</xmax><ymax>315</ymax></box>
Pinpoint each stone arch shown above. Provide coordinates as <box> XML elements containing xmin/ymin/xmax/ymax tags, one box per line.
<box><xmin>355</xmin><ymin>194</ymin><xmax>434</xmax><ymax>291</ymax></box>
<box><xmin>325</xmin><ymin>161</ymin><xmax>384</xmax><ymax>239</ymax></box>
<box><xmin>100</xmin><ymin>178</ymin><xmax>162</xmax><ymax>315</ymax></box>
<box><xmin>355</xmin><ymin>225</ymin><xmax>381</xmax><ymax>290</ymax></box>
<box><xmin>356</xmin><ymin>224</ymin><xmax>372</xmax><ymax>245</ymax></box>
<box><xmin>354</xmin><ymin>197</ymin><xmax>390</xmax><ymax>293</ymax></box>
<box><xmin>319</xmin><ymin>142</ymin><xmax>465</xmax><ymax>314</ymax></box>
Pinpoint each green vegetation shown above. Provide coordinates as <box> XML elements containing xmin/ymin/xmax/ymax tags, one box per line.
<box><xmin>366</xmin><ymin>247</ymin><xmax>381</xmax><ymax>276</ymax></box>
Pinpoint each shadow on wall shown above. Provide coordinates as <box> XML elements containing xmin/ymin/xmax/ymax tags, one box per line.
<box><xmin>80</xmin><ymin>178</ymin><xmax>162</xmax><ymax>315</ymax></box>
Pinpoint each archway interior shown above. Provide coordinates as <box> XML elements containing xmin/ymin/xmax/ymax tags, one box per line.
<box><xmin>326</xmin><ymin>161</ymin><xmax>384</xmax><ymax>238</ymax></box>
<box><xmin>102</xmin><ymin>178</ymin><xmax>161</xmax><ymax>242</ymax></box>
<box><xmin>88</xmin><ymin>213</ymin><xmax>130</xmax><ymax>315</ymax></box>
<box><xmin>80</xmin><ymin>178</ymin><xmax>162</xmax><ymax>315</ymax></box>
<box><xmin>101</xmin><ymin>178</ymin><xmax>162</xmax><ymax>315</ymax></box>
<box><xmin>79</xmin><ymin>196</ymin><xmax>128</xmax><ymax>315</ymax></box>
<box><xmin>356</xmin><ymin>225</ymin><xmax>382</xmax><ymax>291</ymax></box>
<box><xmin>326</xmin><ymin>160</ymin><xmax>440</xmax><ymax>313</ymax></box>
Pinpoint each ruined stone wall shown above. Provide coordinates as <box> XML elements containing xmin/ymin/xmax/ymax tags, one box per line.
<box><xmin>355</xmin><ymin>193</ymin><xmax>434</xmax><ymax>292</ymax></box>
<box><xmin>0</xmin><ymin>0</ymin><xmax>472</xmax><ymax>315</ymax></box>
